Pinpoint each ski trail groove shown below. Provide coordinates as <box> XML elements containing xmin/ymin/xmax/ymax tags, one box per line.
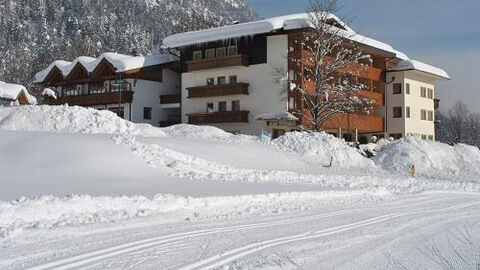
<box><xmin>180</xmin><ymin>201</ymin><xmax>480</xmax><ymax>270</ymax></box>
<box><xmin>23</xmin><ymin>196</ymin><xmax>468</xmax><ymax>270</ymax></box>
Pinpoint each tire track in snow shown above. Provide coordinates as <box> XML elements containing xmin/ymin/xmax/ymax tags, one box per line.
<box><xmin>22</xmin><ymin>196</ymin><xmax>462</xmax><ymax>270</ymax></box>
<box><xmin>180</xmin><ymin>201</ymin><xmax>480</xmax><ymax>270</ymax></box>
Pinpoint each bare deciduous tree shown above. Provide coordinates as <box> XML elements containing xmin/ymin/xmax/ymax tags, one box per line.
<box><xmin>287</xmin><ymin>0</ymin><xmax>374</xmax><ymax>131</ymax></box>
<box><xmin>437</xmin><ymin>100</ymin><xmax>480</xmax><ymax>147</ymax></box>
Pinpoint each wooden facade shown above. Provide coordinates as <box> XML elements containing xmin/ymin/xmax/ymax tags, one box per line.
<box><xmin>46</xmin><ymin>91</ymin><xmax>134</xmax><ymax>107</ymax></box>
<box><xmin>287</xmin><ymin>31</ymin><xmax>388</xmax><ymax>135</ymax></box>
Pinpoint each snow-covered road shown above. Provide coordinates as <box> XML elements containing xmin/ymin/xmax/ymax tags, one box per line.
<box><xmin>3</xmin><ymin>192</ymin><xmax>479</xmax><ymax>270</ymax></box>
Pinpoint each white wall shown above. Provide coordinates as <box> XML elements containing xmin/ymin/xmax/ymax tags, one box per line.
<box><xmin>386</xmin><ymin>70</ymin><xmax>436</xmax><ymax>139</ymax></box>
<box><xmin>130</xmin><ymin>68</ymin><xmax>180</xmax><ymax>126</ymax></box>
<box><xmin>181</xmin><ymin>35</ymin><xmax>289</xmax><ymax>136</ymax></box>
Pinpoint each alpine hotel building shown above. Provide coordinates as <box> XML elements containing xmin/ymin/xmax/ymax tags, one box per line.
<box><xmin>162</xmin><ymin>13</ymin><xmax>449</xmax><ymax>142</ymax></box>
<box><xmin>34</xmin><ymin>13</ymin><xmax>450</xmax><ymax>142</ymax></box>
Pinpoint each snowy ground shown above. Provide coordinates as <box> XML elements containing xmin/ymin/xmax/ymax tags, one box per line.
<box><xmin>0</xmin><ymin>105</ymin><xmax>479</xmax><ymax>269</ymax></box>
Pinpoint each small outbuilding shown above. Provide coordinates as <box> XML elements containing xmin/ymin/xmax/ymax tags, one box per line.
<box><xmin>0</xmin><ymin>81</ymin><xmax>37</xmax><ymax>106</ymax></box>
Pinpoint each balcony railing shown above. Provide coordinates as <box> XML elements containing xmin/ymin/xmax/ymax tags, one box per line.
<box><xmin>186</xmin><ymin>54</ymin><xmax>249</xmax><ymax>72</ymax></box>
<box><xmin>187</xmin><ymin>83</ymin><xmax>249</xmax><ymax>98</ymax></box>
<box><xmin>160</xmin><ymin>94</ymin><xmax>181</xmax><ymax>104</ymax></box>
<box><xmin>47</xmin><ymin>91</ymin><xmax>134</xmax><ymax>106</ymax></box>
<box><xmin>322</xmin><ymin>113</ymin><xmax>384</xmax><ymax>132</ymax></box>
<box><xmin>187</xmin><ymin>111</ymin><xmax>249</xmax><ymax>124</ymax></box>
<box><xmin>355</xmin><ymin>90</ymin><xmax>384</xmax><ymax>106</ymax></box>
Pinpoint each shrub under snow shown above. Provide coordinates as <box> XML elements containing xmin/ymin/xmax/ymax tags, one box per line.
<box><xmin>272</xmin><ymin>131</ymin><xmax>374</xmax><ymax>168</ymax></box>
<box><xmin>373</xmin><ymin>136</ymin><xmax>480</xmax><ymax>180</ymax></box>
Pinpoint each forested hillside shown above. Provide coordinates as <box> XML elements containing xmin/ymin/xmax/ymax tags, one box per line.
<box><xmin>0</xmin><ymin>0</ymin><xmax>258</xmax><ymax>85</ymax></box>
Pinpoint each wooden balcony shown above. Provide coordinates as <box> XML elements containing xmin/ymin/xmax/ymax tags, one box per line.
<box><xmin>186</xmin><ymin>54</ymin><xmax>249</xmax><ymax>72</ymax></box>
<box><xmin>160</xmin><ymin>94</ymin><xmax>181</xmax><ymax>104</ymax></box>
<box><xmin>187</xmin><ymin>83</ymin><xmax>249</xmax><ymax>98</ymax></box>
<box><xmin>48</xmin><ymin>91</ymin><xmax>133</xmax><ymax>106</ymax></box>
<box><xmin>355</xmin><ymin>90</ymin><xmax>384</xmax><ymax>106</ymax></box>
<box><xmin>322</xmin><ymin>113</ymin><xmax>384</xmax><ymax>133</ymax></box>
<box><xmin>187</xmin><ymin>111</ymin><xmax>249</xmax><ymax>124</ymax></box>
<box><xmin>434</xmin><ymin>98</ymin><xmax>440</xmax><ymax>110</ymax></box>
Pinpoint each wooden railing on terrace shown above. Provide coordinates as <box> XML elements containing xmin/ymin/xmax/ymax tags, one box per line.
<box><xmin>187</xmin><ymin>83</ymin><xmax>249</xmax><ymax>98</ymax></box>
<box><xmin>187</xmin><ymin>111</ymin><xmax>249</xmax><ymax>124</ymax></box>
<box><xmin>186</xmin><ymin>54</ymin><xmax>249</xmax><ymax>72</ymax></box>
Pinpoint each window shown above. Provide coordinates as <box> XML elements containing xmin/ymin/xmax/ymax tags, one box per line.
<box><xmin>218</xmin><ymin>101</ymin><xmax>227</xmax><ymax>112</ymax></box>
<box><xmin>206</xmin><ymin>49</ymin><xmax>215</xmax><ymax>59</ymax></box>
<box><xmin>427</xmin><ymin>88</ymin><xmax>433</xmax><ymax>99</ymax></box>
<box><xmin>406</xmin><ymin>83</ymin><xmax>410</xmax><ymax>95</ymax></box>
<box><xmin>217</xmin><ymin>76</ymin><xmax>226</xmax><ymax>85</ymax></box>
<box><xmin>232</xmin><ymin>100</ymin><xmax>240</xmax><ymax>111</ymax></box>
<box><xmin>393</xmin><ymin>83</ymin><xmax>402</xmax><ymax>94</ymax></box>
<box><xmin>393</xmin><ymin>107</ymin><xmax>402</xmax><ymax>118</ymax></box>
<box><xmin>193</xmin><ymin>51</ymin><xmax>203</xmax><ymax>60</ymax></box>
<box><xmin>216</xmin><ymin>47</ymin><xmax>226</xmax><ymax>58</ymax></box>
<box><xmin>428</xmin><ymin>135</ymin><xmax>434</xmax><ymax>141</ymax></box>
<box><xmin>110</xmin><ymin>107</ymin><xmax>124</xmax><ymax>119</ymax></box>
<box><xmin>428</xmin><ymin>110</ymin><xmax>433</xmax><ymax>121</ymax></box>
<box><xmin>421</xmin><ymin>87</ymin><xmax>427</xmax><ymax>98</ymax></box>
<box><xmin>206</xmin><ymin>102</ymin><xmax>214</xmax><ymax>113</ymax></box>
<box><xmin>143</xmin><ymin>107</ymin><xmax>152</xmax><ymax>120</ymax></box>
<box><xmin>206</xmin><ymin>78</ymin><xmax>215</xmax><ymax>86</ymax></box>
<box><xmin>421</xmin><ymin>109</ymin><xmax>427</xmax><ymax>120</ymax></box>
<box><xmin>289</xmin><ymin>97</ymin><xmax>296</xmax><ymax>110</ymax></box>
<box><xmin>227</xmin><ymin>46</ymin><xmax>238</xmax><ymax>56</ymax></box>
<box><xmin>406</xmin><ymin>106</ymin><xmax>411</xmax><ymax>118</ymax></box>
<box><xmin>421</xmin><ymin>134</ymin><xmax>427</xmax><ymax>140</ymax></box>
<box><xmin>289</xmin><ymin>70</ymin><xmax>297</xmax><ymax>81</ymax></box>
<box><xmin>229</xmin><ymin>75</ymin><xmax>237</xmax><ymax>84</ymax></box>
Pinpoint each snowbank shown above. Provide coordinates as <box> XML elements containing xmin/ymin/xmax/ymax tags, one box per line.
<box><xmin>0</xmin><ymin>189</ymin><xmax>389</xmax><ymax>238</ymax></box>
<box><xmin>272</xmin><ymin>132</ymin><xmax>374</xmax><ymax>168</ymax></box>
<box><xmin>0</xmin><ymin>105</ymin><xmax>137</xmax><ymax>134</ymax></box>
<box><xmin>146</xmin><ymin>123</ymin><xmax>257</xmax><ymax>142</ymax></box>
<box><xmin>373</xmin><ymin>137</ymin><xmax>480</xmax><ymax>180</ymax></box>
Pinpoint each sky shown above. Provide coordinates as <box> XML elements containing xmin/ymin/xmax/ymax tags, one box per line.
<box><xmin>246</xmin><ymin>0</ymin><xmax>480</xmax><ymax>112</ymax></box>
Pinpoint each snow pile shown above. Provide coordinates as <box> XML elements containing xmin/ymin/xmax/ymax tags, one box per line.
<box><xmin>358</xmin><ymin>138</ymin><xmax>394</xmax><ymax>157</ymax></box>
<box><xmin>41</xmin><ymin>88</ymin><xmax>57</xmax><ymax>99</ymax></box>
<box><xmin>272</xmin><ymin>132</ymin><xmax>374</xmax><ymax>168</ymax></box>
<box><xmin>0</xmin><ymin>189</ymin><xmax>389</xmax><ymax>238</ymax></box>
<box><xmin>0</xmin><ymin>105</ymin><xmax>137</xmax><ymax>134</ymax></box>
<box><xmin>373</xmin><ymin>136</ymin><xmax>480</xmax><ymax>180</ymax></box>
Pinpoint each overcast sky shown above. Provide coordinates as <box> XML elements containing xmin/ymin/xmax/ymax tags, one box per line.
<box><xmin>246</xmin><ymin>0</ymin><xmax>480</xmax><ymax>112</ymax></box>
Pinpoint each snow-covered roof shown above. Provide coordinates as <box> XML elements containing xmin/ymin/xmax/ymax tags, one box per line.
<box><xmin>389</xmin><ymin>59</ymin><xmax>450</xmax><ymax>80</ymax></box>
<box><xmin>163</xmin><ymin>12</ymin><xmax>449</xmax><ymax>80</ymax></box>
<box><xmin>162</xmin><ymin>13</ymin><xmax>402</xmax><ymax>58</ymax></box>
<box><xmin>0</xmin><ymin>81</ymin><xmax>37</xmax><ymax>104</ymax></box>
<box><xmin>255</xmin><ymin>112</ymin><xmax>299</xmax><ymax>121</ymax></box>
<box><xmin>163</xmin><ymin>13</ymin><xmax>356</xmax><ymax>49</ymax></box>
<box><xmin>34</xmin><ymin>53</ymin><xmax>179</xmax><ymax>83</ymax></box>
